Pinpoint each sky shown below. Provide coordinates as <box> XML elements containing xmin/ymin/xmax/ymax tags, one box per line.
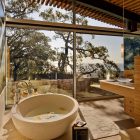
<box><xmin>29</xmin><ymin>5</ymin><xmax>124</xmax><ymax>70</ymax></box>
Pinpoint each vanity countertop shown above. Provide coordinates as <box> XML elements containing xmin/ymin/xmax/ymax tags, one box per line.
<box><xmin>100</xmin><ymin>80</ymin><xmax>135</xmax><ymax>97</ymax></box>
<box><xmin>100</xmin><ymin>80</ymin><xmax>134</xmax><ymax>89</ymax></box>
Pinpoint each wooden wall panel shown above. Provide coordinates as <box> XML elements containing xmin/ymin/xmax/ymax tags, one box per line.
<box><xmin>100</xmin><ymin>80</ymin><xmax>135</xmax><ymax>117</ymax></box>
<box><xmin>134</xmin><ymin>56</ymin><xmax>140</xmax><ymax>125</ymax></box>
<box><xmin>124</xmin><ymin>97</ymin><xmax>134</xmax><ymax>117</ymax></box>
<box><xmin>134</xmin><ymin>56</ymin><xmax>140</xmax><ymax>63</ymax></box>
<box><xmin>100</xmin><ymin>56</ymin><xmax>140</xmax><ymax>123</ymax></box>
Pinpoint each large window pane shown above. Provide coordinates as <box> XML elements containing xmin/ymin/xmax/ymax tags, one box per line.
<box><xmin>0</xmin><ymin>19</ymin><xmax>6</xmax><ymax>95</ymax></box>
<box><xmin>6</xmin><ymin>0</ymin><xmax>73</xmax><ymax>24</ymax></box>
<box><xmin>6</xmin><ymin>28</ymin><xmax>73</xmax><ymax>106</ymax></box>
<box><xmin>76</xmin><ymin>33</ymin><xmax>123</xmax><ymax>101</ymax></box>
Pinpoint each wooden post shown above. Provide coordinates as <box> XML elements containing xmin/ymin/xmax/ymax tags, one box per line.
<box><xmin>7</xmin><ymin>47</ymin><xmax>10</xmax><ymax>81</ymax></box>
<box><xmin>134</xmin><ymin>56</ymin><xmax>140</xmax><ymax>125</ymax></box>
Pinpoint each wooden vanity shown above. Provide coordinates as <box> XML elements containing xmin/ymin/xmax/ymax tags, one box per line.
<box><xmin>100</xmin><ymin>80</ymin><xmax>135</xmax><ymax>117</ymax></box>
<box><xmin>100</xmin><ymin>56</ymin><xmax>140</xmax><ymax>125</ymax></box>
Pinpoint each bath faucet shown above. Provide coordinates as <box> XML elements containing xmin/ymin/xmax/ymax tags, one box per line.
<box><xmin>27</xmin><ymin>80</ymin><xmax>34</xmax><ymax>94</ymax></box>
<box><xmin>15</xmin><ymin>80</ymin><xmax>34</xmax><ymax>100</ymax></box>
<box><xmin>14</xmin><ymin>85</ymin><xmax>21</xmax><ymax>104</ymax></box>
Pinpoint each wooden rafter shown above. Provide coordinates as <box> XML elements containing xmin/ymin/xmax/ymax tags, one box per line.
<box><xmin>49</xmin><ymin>0</ymin><xmax>54</xmax><ymax>6</ymax></box>
<box><xmin>41</xmin><ymin>0</ymin><xmax>45</xmax><ymax>4</ymax></box>
<box><xmin>53</xmin><ymin>0</ymin><xmax>60</xmax><ymax>7</ymax></box>
<box><xmin>45</xmin><ymin>0</ymin><xmax>50</xmax><ymax>5</ymax></box>
<box><xmin>57</xmin><ymin>0</ymin><xmax>63</xmax><ymax>8</ymax></box>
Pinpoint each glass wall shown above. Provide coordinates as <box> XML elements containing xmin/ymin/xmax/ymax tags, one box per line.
<box><xmin>6</xmin><ymin>0</ymin><xmax>73</xmax><ymax>24</ymax></box>
<box><xmin>0</xmin><ymin>0</ymin><xmax>6</xmax><ymax>95</ymax></box>
<box><xmin>6</xmin><ymin>28</ymin><xmax>74</xmax><ymax>105</ymax></box>
<box><xmin>0</xmin><ymin>29</ymin><xmax>6</xmax><ymax>95</ymax></box>
<box><xmin>6</xmin><ymin>0</ymin><xmax>125</xmax><ymax>29</ymax></box>
<box><xmin>6</xmin><ymin>0</ymin><xmax>128</xmax><ymax>105</ymax></box>
<box><xmin>76</xmin><ymin>33</ymin><xmax>123</xmax><ymax>100</ymax></box>
<box><xmin>7</xmin><ymin>29</ymin><xmax>124</xmax><ymax>104</ymax></box>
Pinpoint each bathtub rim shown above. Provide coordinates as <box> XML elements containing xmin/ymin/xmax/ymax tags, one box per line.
<box><xmin>11</xmin><ymin>94</ymin><xmax>79</xmax><ymax>124</ymax></box>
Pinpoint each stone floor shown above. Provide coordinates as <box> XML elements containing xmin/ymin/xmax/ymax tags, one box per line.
<box><xmin>2</xmin><ymin>111</ymin><xmax>77</xmax><ymax>140</ymax></box>
<box><xmin>2</xmin><ymin>98</ymin><xmax>136</xmax><ymax>140</ymax></box>
<box><xmin>79</xmin><ymin>98</ymin><xmax>136</xmax><ymax>140</ymax></box>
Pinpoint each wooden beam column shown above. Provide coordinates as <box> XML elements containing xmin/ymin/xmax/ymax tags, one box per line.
<box><xmin>127</xmin><ymin>20</ymin><xmax>137</xmax><ymax>32</ymax></box>
<box><xmin>134</xmin><ymin>56</ymin><xmax>140</xmax><ymax>125</ymax></box>
<box><xmin>7</xmin><ymin>47</ymin><xmax>10</xmax><ymax>81</ymax></box>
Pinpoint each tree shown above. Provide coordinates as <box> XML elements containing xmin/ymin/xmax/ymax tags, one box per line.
<box><xmin>6</xmin><ymin>1</ymin><xmax>120</xmax><ymax>81</ymax></box>
<box><xmin>77</xmin><ymin>45</ymin><xmax>120</xmax><ymax>79</ymax></box>
<box><xmin>40</xmin><ymin>8</ymin><xmax>120</xmax><ymax>78</ymax></box>
<box><xmin>7</xmin><ymin>29</ymin><xmax>55</xmax><ymax>80</ymax></box>
<box><xmin>6</xmin><ymin>0</ymin><xmax>56</xmax><ymax>81</ymax></box>
<box><xmin>6</xmin><ymin>0</ymin><xmax>39</xmax><ymax>18</ymax></box>
<box><xmin>40</xmin><ymin>8</ymin><xmax>88</xmax><ymax>73</ymax></box>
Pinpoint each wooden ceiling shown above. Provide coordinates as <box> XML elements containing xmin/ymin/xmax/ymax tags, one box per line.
<box><xmin>33</xmin><ymin>0</ymin><xmax>140</xmax><ymax>30</ymax></box>
<box><xmin>105</xmin><ymin>0</ymin><xmax>140</xmax><ymax>15</ymax></box>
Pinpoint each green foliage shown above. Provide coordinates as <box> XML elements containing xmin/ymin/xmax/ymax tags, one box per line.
<box><xmin>40</xmin><ymin>8</ymin><xmax>88</xmax><ymax>25</ymax></box>
<box><xmin>8</xmin><ymin>29</ymin><xmax>55</xmax><ymax>80</ymax></box>
<box><xmin>6</xmin><ymin>0</ymin><xmax>40</xmax><ymax>18</ymax></box>
<box><xmin>7</xmin><ymin>1</ymin><xmax>120</xmax><ymax>80</ymax></box>
<box><xmin>124</xmin><ymin>37</ymin><xmax>140</xmax><ymax>70</ymax></box>
<box><xmin>40</xmin><ymin>8</ymin><xmax>120</xmax><ymax>78</ymax></box>
<box><xmin>6</xmin><ymin>0</ymin><xmax>56</xmax><ymax>80</ymax></box>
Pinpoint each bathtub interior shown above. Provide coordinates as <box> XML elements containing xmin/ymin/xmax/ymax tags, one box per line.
<box><xmin>16</xmin><ymin>94</ymin><xmax>76</xmax><ymax>120</ymax></box>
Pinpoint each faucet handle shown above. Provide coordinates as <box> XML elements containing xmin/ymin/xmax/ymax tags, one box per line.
<box><xmin>15</xmin><ymin>88</ymin><xmax>20</xmax><ymax>93</ymax></box>
<box><xmin>28</xmin><ymin>88</ymin><xmax>34</xmax><ymax>94</ymax></box>
<box><xmin>28</xmin><ymin>80</ymin><xmax>32</xmax><ymax>87</ymax></box>
<box><xmin>14</xmin><ymin>88</ymin><xmax>21</xmax><ymax>105</ymax></box>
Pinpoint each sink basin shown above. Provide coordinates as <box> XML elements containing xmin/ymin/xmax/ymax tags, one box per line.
<box><xmin>117</xmin><ymin>78</ymin><xmax>132</xmax><ymax>83</ymax></box>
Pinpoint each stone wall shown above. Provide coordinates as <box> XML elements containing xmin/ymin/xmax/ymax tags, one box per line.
<box><xmin>15</xmin><ymin>78</ymin><xmax>90</xmax><ymax>92</ymax></box>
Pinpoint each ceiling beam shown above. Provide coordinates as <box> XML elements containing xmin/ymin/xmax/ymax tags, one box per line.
<box><xmin>6</xmin><ymin>18</ymin><xmax>140</xmax><ymax>36</ymax></box>
<box><xmin>76</xmin><ymin>0</ymin><xmax>140</xmax><ymax>23</ymax></box>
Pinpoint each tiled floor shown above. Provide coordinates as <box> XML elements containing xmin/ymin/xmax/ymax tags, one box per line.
<box><xmin>2</xmin><ymin>98</ymin><xmax>136</xmax><ymax>140</ymax></box>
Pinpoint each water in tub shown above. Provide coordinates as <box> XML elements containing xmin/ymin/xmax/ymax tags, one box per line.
<box><xmin>25</xmin><ymin>106</ymin><xmax>68</xmax><ymax>121</ymax></box>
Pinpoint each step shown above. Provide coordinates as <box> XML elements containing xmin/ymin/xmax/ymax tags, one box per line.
<box><xmin>120</xmin><ymin>127</ymin><xmax>140</xmax><ymax>140</ymax></box>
